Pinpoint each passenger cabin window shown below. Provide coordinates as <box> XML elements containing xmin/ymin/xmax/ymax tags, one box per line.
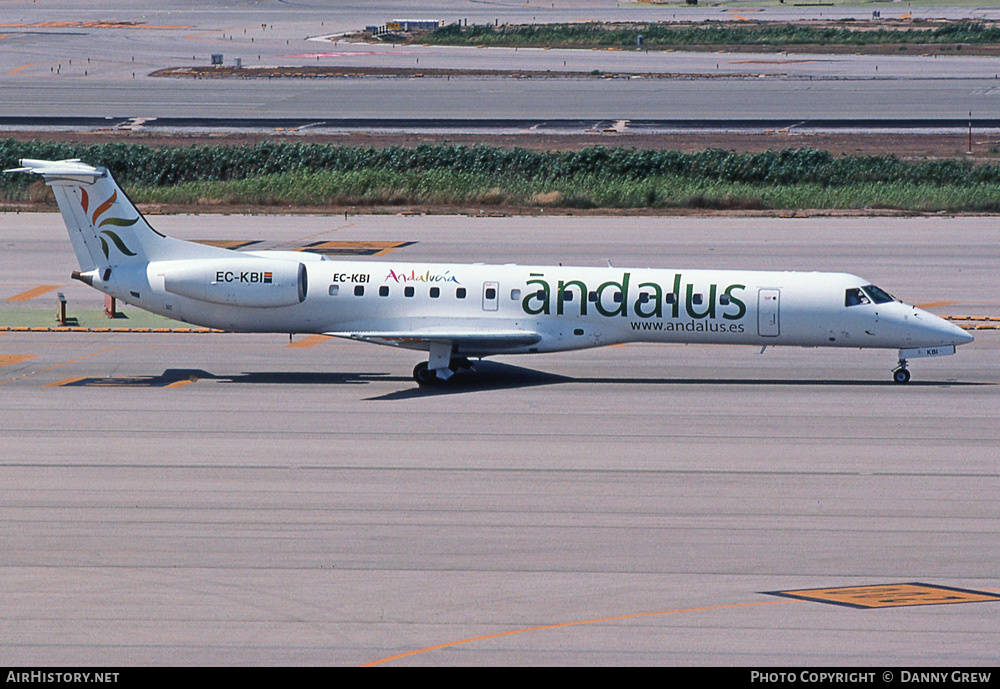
<box><xmin>510</xmin><ymin>289</ymin><xmax>521</xmax><ymax>300</ymax></box>
<box><xmin>379</xmin><ymin>286</ymin><xmax>389</xmax><ymax>297</ymax></box>
<box><xmin>404</xmin><ymin>286</ymin><xmax>414</xmax><ymax>298</ymax></box>
<box><xmin>719</xmin><ymin>294</ymin><xmax>730</xmax><ymax>306</ymax></box>
<box><xmin>588</xmin><ymin>291</ymin><xmax>598</xmax><ymax>303</ymax></box>
<box><xmin>354</xmin><ymin>285</ymin><xmax>365</xmax><ymax>297</ymax></box>
<box><xmin>562</xmin><ymin>290</ymin><xmax>573</xmax><ymax>302</ymax></box>
<box><xmin>638</xmin><ymin>292</ymin><xmax>650</xmax><ymax>304</ymax></box>
<box><xmin>692</xmin><ymin>293</ymin><xmax>703</xmax><ymax>305</ymax></box>
<box><xmin>430</xmin><ymin>287</ymin><xmax>440</xmax><ymax>298</ymax></box>
<box><xmin>665</xmin><ymin>293</ymin><xmax>677</xmax><ymax>304</ymax></box>
<box><xmin>845</xmin><ymin>288</ymin><xmax>869</xmax><ymax>307</ymax></box>
<box><xmin>485</xmin><ymin>287</ymin><xmax>497</xmax><ymax>300</ymax></box>
<box><xmin>456</xmin><ymin>287</ymin><xmax>467</xmax><ymax>299</ymax></box>
<box><xmin>328</xmin><ymin>285</ymin><xmax>339</xmax><ymax>296</ymax></box>
<box><xmin>613</xmin><ymin>291</ymin><xmax>623</xmax><ymax>303</ymax></box>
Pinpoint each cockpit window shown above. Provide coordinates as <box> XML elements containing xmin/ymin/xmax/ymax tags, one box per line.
<box><xmin>862</xmin><ymin>284</ymin><xmax>896</xmax><ymax>304</ymax></box>
<box><xmin>845</xmin><ymin>288</ymin><xmax>869</xmax><ymax>307</ymax></box>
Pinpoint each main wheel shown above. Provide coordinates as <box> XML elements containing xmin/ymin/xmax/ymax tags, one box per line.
<box><xmin>413</xmin><ymin>361</ymin><xmax>438</xmax><ymax>386</ymax></box>
<box><xmin>893</xmin><ymin>368</ymin><xmax>911</xmax><ymax>384</ymax></box>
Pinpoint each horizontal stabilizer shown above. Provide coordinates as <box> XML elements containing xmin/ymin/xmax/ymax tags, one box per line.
<box><xmin>5</xmin><ymin>158</ymin><xmax>104</xmax><ymax>182</ymax></box>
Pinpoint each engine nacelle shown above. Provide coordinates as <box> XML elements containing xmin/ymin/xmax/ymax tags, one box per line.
<box><xmin>161</xmin><ymin>258</ymin><xmax>307</xmax><ymax>308</ymax></box>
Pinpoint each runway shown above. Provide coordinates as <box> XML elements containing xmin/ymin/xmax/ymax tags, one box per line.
<box><xmin>3</xmin><ymin>0</ymin><xmax>1000</xmax><ymax>121</ymax></box>
<box><xmin>1</xmin><ymin>213</ymin><xmax>998</xmax><ymax>665</ymax></box>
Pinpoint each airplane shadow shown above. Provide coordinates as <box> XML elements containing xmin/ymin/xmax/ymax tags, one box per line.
<box><xmin>172</xmin><ymin>369</ymin><xmax>412</xmax><ymax>386</ymax></box>
<box><xmin>368</xmin><ymin>361</ymin><xmax>571</xmax><ymax>400</ymax></box>
<box><xmin>370</xmin><ymin>366</ymin><xmax>986</xmax><ymax>399</ymax></box>
<box><xmin>365</xmin><ymin>363</ymin><xmax>987</xmax><ymax>400</ymax></box>
<box><xmin>106</xmin><ymin>364</ymin><xmax>566</xmax><ymax>398</ymax></box>
<box><xmin>566</xmin><ymin>376</ymin><xmax>983</xmax><ymax>388</ymax></box>
<box><xmin>129</xmin><ymin>366</ymin><xmax>983</xmax><ymax>398</ymax></box>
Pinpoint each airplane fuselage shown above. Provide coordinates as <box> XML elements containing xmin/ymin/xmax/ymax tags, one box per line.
<box><xmin>99</xmin><ymin>257</ymin><xmax>967</xmax><ymax>357</ymax></box>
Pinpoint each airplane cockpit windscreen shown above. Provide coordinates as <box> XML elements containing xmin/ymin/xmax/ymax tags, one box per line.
<box><xmin>862</xmin><ymin>284</ymin><xmax>896</xmax><ymax>304</ymax></box>
<box><xmin>845</xmin><ymin>284</ymin><xmax>897</xmax><ymax>307</ymax></box>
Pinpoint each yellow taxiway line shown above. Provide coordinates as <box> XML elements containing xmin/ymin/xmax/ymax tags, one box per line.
<box><xmin>5</xmin><ymin>285</ymin><xmax>62</xmax><ymax>301</ymax></box>
<box><xmin>285</xmin><ymin>334</ymin><xmax>330</xmax><ymax>349</ymax></box>
<box><xmin>362</xmin><ymin>599</ymin><xmax>791</xmax><ymax>667</ymax></box>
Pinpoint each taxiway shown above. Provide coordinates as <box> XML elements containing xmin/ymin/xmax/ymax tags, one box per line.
<box><xmin>1</xmin><ymin>212</ymin><xmax>997</xmax><ymax>665</ymax></box>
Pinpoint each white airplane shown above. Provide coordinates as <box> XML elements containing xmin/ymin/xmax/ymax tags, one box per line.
<box><xmin>9</xmin><ymin>158</ymin><xmax>973</xmax><ymax>385</ymax></box>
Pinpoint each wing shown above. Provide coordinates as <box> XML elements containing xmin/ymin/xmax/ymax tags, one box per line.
<box><xmin>327</xmin><ymin>329</ymin><xmax>541</xmax><ymax>355</ymax></box>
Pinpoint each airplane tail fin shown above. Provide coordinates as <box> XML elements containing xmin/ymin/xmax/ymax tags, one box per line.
<box><xmin>5</xmin><ymin>159</ymin><xmax>206</xmax><ymax>272</ymax></box>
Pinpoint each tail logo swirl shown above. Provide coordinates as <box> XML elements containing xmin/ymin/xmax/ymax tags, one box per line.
<box><xmin>81</xmin><ymin>188</ymin><xmax>138</xmax><ymax>258</ymax></box>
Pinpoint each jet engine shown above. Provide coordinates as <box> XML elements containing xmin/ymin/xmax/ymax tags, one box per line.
<box><xmin>161</xmin><ymin>258</ymin><xmax>307</xmax><ymax>308</ymax></box>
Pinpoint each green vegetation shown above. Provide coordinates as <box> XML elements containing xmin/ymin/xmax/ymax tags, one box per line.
<box><xmin>0</xmin><ymin>308</ymin><xmax>188</xmax><ymax>329</ymax></box>
<box><xmin>3</xmin><ymin>139</ymin><xmax>1000</xmax><ymax>212</ymax></box>
<box><xmin>414</xmin><ymin>21</ymin><xmax>1000</xmax><ymax>50</ymax></box>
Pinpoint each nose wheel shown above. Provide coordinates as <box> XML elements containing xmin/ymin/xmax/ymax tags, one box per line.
<box><xmin>892</xmin><ymin>359</ymin><xmax>911</xmax><ymax>384</ymax></box>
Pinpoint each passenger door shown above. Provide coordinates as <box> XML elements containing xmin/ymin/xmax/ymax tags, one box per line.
<box><xmin>758</xmin><ymin>288</ymin><xmax>780</xmax><ymax>337</ymax></box>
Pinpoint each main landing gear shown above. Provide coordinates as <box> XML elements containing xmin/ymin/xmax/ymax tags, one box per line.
<box><xmin>412</xmin><ymin>361</ymin><xmax>436</xmax><ymax>386</ymax></box>
<box><xmin>413</xmin><ymin>358</ymin><xmax>473</xmax><ymax>386</ymax></box>
<box><xmin>892</xmin><ymin>359</ymin><xmax>911</xmax><ymax>384</ymax></box>
<box><xmin>412</xmin><ymin>342</ymin><xmax>475</xmax><ymax>386</ymax></box>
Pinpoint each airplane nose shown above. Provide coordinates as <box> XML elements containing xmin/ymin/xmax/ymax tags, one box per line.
<box><xmin>951</xmin><ymin>323</ymin><xmax>975</xmax><ymax>346</ymax></box>
<box><xmin>931</xmin><ymin>313</ymin><xmax>974</xmax><ymax>346</ymax></box>
<box><xmin>912</xmin><ymin>308</ymin><xmax>975</xmax><ymax>346</ymax></box>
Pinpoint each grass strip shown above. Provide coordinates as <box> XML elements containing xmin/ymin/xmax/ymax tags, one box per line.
<box><xmin>128</xmin><ymin>170</ymin><xmax>1000</xmax><ymax>212</ymax></box>
<box><xmin>5</xmin><ymin>140</ymin><xmax>1000</xmax><ymax>212</ymax></box>
<box><xmin>413</xmin><ymin>21</ymin><xmax>1000</xmax><ymax>50</ymax></box>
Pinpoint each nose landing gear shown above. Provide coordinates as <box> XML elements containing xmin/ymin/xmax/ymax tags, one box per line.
<box><xmin>892</xmin><ymin>345</ymin><xmax>961</xmax><ymax>384</ymax></box>
<box><xmin>892</xmin><ymin>359</ymin><xmax>911</xmax><ymax>384</ymax></box>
